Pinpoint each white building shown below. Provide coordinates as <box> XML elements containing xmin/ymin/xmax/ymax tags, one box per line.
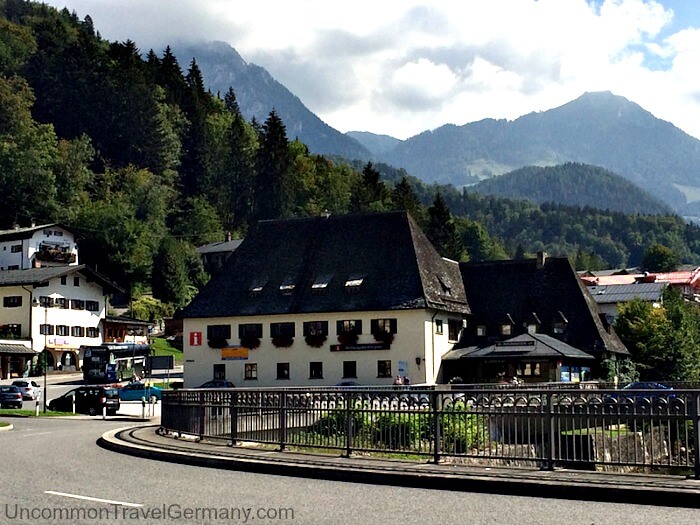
<box><xmin>0</xmin><ymin>223</ymin><xmax>79</xmax><ymax>270</ymax></box>
<box><xmin>0</xmin><ymin>266</ymin><xmax>121</xmax><ymax>378</ymax></box>
<box><xmin>182</xmin><ymin>212</ymin><xmax>470</xmax><ymax>387</ymax></box>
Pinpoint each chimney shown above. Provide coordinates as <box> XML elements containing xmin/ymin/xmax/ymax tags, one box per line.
<box><xmin>536</xmin><ymin>251</ymin><xmax>547</xmax><ymax>270</ymax></box>
<box><xmin>225</xmin><ymin>231</ymin><xmax>231</xmax><ymax>242</ymax></box>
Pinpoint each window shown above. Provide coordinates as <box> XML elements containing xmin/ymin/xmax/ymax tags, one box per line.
<box><xmin>276</xmin><ymin>362</ymin><xmax>290</xmax><ymax>380</ymax></box>
<box><xmin>10</xmin><ymin>244</ymin><xmax>21</xmax><ymax>253</ymax></box>
<box><xmin>500</xmin><ymin>324</ymin><xmax>512</xmax><ymax>336</ymax></box>
<box><xmin>71</xmin><ymin>326</ymin><xmax>85</xmax><ymax>337</ymax></box>
<box><xmin>55</xmin><ymin>298</ymin><xmax>68</xmax><ymax>309</ymax></box>
<box><xmin>3</xmin><ymin>296</ymin><xmax>22</xmax><ymax>308</ymax></box>
<box><xmin>377</xmin><ymin>360</ymin><xmax>392</xmax><ymax>378</ymax></box>
<box><xmin>70</xmin><ymin>299</ymin><xmax>85</xmax><ymax>310</ymax></box>
<box><xmin>303</xmin><ymin>321</ymin><xmax>328</xmax><ymax>336</ymax></box>
<box><xmin>73</xmin><ymin>276</ymin><xmax>80</xmax><ymax>287</ymax></box>
<box><xmin>39</xmin><ymin>296</ymin><xmax>54</xmax><ymax>308</ymax></box>
<box><xmin>279</xmin><ymin>276</ymin><xmax>296</xmax><ymax>295</ymax></box>
<box><xmin>435</xmin><ymin>319</ymin><xmax>443</xmax><ymax>335</ymax></box>
<box><xmin>213</xmin><ymin>364</ymin><xmax>226</xmax><ymax>380</ymax></box>
<box><xmin>448</xmin><ymin>319</ymin><xmax>462</xmax><ymax>342</ymax></box>
<box><xmin>60</xmin><ymin>276</ymin><xmax>67</xmax><ymax>285</ymax></box>
<box><xmin>337</xmin><ymin>319</ymin><xmax>362</xmax><ymax>335</ymax></box>
<box><xmin>521</xmin><ymin>362</ymin><xmax>541</xmax><ymax>377</ymax></box>
<box><xmin>207</xmin><ymin>324</ymin><xmax>231</xmax><ymax>340</ymax></box>
<box><xmin>476</xmin><ymin>325</ymin><xmax>486</xmax><ymax>337</ymax></box>
<box><xmin>0</xmin><ymin>324</ymin><xmax>21</xmax><ymax>337</ymax></box>
<box><xmin>248</xmin><ymin>277</ymin><xmax>268</xmax><ymax>296</ymax></box>
<box><xmin>309</xmin><ymin>362</ymin><xmax>323</xmax><ymax>379</ymax></box>
<box><xmin>343</xmin><ymin>361</ymin><xmax>357</xmax><ymax>379</ymax></box>
<box><xmin>245</xmin><ymin>363</ymin><xmax>258</xmax><ymax>380</ymax></box>
<box><xmin>56</xmin><ymin>325</ymin><xmax>69</xmax><ymax>336</ymax></box>
<box><xmin>371</xmin><ymin>318</ymin><xmax>397</xmax><ymax>334</ymax></box>
<box><xmin>86</xmin><ymin>327</ymin><xmax>99</xmax><ymax>338</ymax></box>
<box><xmin>344</xmin><ymin>274</ymin><xmax>364</xmax><ymax>291</ymax></box>
<box><xmin>85</xmin><ymin>300</ymin><xmax>99</xmax><ymax>312</ymax></box>
<box><xmin>40</xmin><ymin>324</ymin><xmax>54</xmax><ymax>335</ymax></box>
<box><xmin>311</xmin><ymin>274</ymin><xmax>332</xmax><ymax>290</ymax></box>
<box><xmin>270</xmin><ymin>322</ymin><xmax>295</xmax><ymax>338</ymax></box>
<box><xmin>238</xmin><ymin>323</ymin><xmax>263</xmax><ymax>338</ymax></box>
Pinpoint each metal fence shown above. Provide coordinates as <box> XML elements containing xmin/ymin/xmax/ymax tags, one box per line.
<box><xmin>161</xmin><ymin>386</ymin><xmax>700</xmax><ymax>477</ymax></box>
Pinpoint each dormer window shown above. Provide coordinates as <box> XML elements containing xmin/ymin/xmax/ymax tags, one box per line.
<box><xmin>345</xmin><ymin>273</ymin><xmax>364</xmax><ymax>291</ymax></box>
<box><xmin>438</xmin><ymin>276</ymin><xmax>452</xmax><ymax>296</ymax></box>
<box><xmin>476</xmin><ymin>325</ymin><xmax>486</xmax><ymax>337</ymax></box>
<box><xmin>311</xmin><ymin>274</ymin><xmax>332</xmax><ymax>290</ymax></box>
<box><xmin>500</xmin><ymin>314</ymin><xmax>514</xmax><ymax>336</ymax></box>
<box><xmin>248</xmin><ymin>276</ymin><xmax>268</xmax><ymax>296</ymax></box>
<box><xmin>553</xmin><ymin>311</ymin><xmax>569</xmax><ymax>335</ymax></box>
<box><xmin>279</xmin><ymin>276</ymin><xmax>296</xmax><ymax>295</ymax></box>
<box><xmin>525</xmin><ymin>313</ymin><xmax>541</xmax><ymax>334</ymax></box>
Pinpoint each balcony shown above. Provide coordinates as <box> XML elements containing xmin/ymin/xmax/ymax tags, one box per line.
<box><xmin>36</xmin><ymin>244</ymin><xmax>76</xmax><ymax>264</ymax></box>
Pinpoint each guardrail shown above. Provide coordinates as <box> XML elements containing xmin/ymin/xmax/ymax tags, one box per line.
<box><xmin>161</xmin><ymin>387</ymin><xmax>700</xmax><ymax>477</ymax></box>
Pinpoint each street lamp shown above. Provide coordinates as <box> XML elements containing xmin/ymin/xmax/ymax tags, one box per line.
<box><xmin>31</xmin><ymin>298</ymin><xmax>48</xmax><ymax>413</ymax></box>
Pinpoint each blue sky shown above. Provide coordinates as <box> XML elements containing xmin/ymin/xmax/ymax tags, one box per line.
<box><xmin>42</xmin><ymin>1</ymin><xmax>700</xmax><ymax>141</ymax></box>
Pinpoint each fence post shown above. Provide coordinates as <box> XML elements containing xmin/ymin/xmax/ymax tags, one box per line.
<box><xmin>279</xmin><ymin>391</ymin><xmax>287</xmax><ymax>452</ymax></box>
<box><xmin>432</xmin><ymin>391</ymin><xmax>441</xmax><ymax>464</ymax></box>
<box><xmin>230</xmin><ymin>391</ymin><xmax>238</xmax><ymax>446</ymax></box>
<box><xmin>345</xmin><ymin>392</ymin><xmax>353</xmax><ymax>457</ymax></box>
<box><xmin>693</xmin><ymin>393</ymin><xmax>700</xmax><ymax>480</ymax></box>
<box><xmin>543</xmin><ymin>391</ymin><xmax>555</xmax><ymax>471</ymax></box>
<box><xmin>198</xmin><ymin>391</ymin><xmax>205</xmax><ymax>440</ymax></box>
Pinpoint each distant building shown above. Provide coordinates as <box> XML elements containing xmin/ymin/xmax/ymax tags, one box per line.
<box><xmin>586</xmin><ymin>282</ymin><xmax>667</xmax><ymax>325</ymax></box>
<box><xmin>197</xmin><ymin>233</ymin><xmax>243</xmax><ymax>276</ymax></box>
<box><xmin>0</xmin><ymin>223</ymin><xmax>79</xmax><ymax>270</ymax></box>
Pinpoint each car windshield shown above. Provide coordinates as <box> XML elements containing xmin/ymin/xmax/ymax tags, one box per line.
<box><xmin>13</xmin><ymin>381</ymin><xmax>28</xmax><ymax>387</ymax></box>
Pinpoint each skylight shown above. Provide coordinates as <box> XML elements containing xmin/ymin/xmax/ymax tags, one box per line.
<box><xmin>279</xmin><ymin>276</ymin><xmax>296</xmax><ymax>294</ymax></box>
<box><xmin>248</xmin><ymin>276</ymin><xmax>268</xmax><ymax>294</ymax></box>
<box><xmin>345</xmin><ymin>274</ymin><xmax>364</xmax><ymax>288</ymax></box>
<box><xmin>312</xmin><ymin>274</ymin><xmax>333</xmax><ymax>290</ymax></box>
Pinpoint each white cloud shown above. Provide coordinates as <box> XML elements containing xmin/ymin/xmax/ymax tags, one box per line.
<box><xmin>41</xmin><ymin>0</ymin><xmax>700</xmax><ymax>140</ymax></box>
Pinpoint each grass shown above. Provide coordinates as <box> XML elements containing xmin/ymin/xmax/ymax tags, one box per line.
<box><xmin>0</xmin><ymin>420</ymin><xmax>9</xmax><ymax>427</ymax></box>
<box><xmin>0</xmin><ymin>408</ymin><xmax>76</xmax><ymax>417</ymax></box>
<box><xmin>151</xmin><ymin>336</ymin><xmax>183</xmax><ymax>365</ymax></box>
<box><xmin>560</xmin><ymin>426</ymin><xmax>631</xmax><ymax>437</ymax></box>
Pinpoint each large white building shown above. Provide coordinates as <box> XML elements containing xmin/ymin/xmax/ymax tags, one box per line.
<box><xmin>0</xmin><ymin>266</ymin><xmax>120</xmax><ymax>379</ymax></box>
<box><xmin>182</xmin><ymin>212</ymin><xmax>471</xmax><ymax>387</ymax></box>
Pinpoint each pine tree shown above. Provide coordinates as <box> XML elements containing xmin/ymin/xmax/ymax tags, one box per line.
<box><xmin>391</xmin><ymin>176</ymin><xmax>423</xmax><ymax>222</ymax></box>
<box><xmin>252</xmin><ymin>110</ymin><xmax>292</xmax><ymax>221</ymax></box>
<box><xmin>426</xmin><ymin>192</ymin><xmax>464</xmax><ymax>261</ymax></box>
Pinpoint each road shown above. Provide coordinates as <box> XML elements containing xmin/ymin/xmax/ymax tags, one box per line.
<box><xmin>0</xmin><ymin>418</ymin><xmax>699</xmax><ymax>525</ymax></box>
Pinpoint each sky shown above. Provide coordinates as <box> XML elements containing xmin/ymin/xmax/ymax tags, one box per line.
<box><xmin>42</xmin><ymin>0</ymin><xmax>700</xmax><ymax>141</ymax></box>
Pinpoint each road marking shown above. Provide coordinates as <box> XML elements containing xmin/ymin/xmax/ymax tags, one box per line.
<box><xmin>45</xmin><ymin>491</ymin><xmax>143</xmax><ymax>507</ymax></box>
<box><xmin>21</xmin><ymin>432</ymin><xmax>53</xmax><ymax>437</ymax></box>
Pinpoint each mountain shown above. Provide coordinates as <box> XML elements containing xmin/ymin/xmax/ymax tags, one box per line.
<box><xmin>346</xmin><ymin>131</ymin><xmax>402</xmax><ymax>156</ymax></box>
<box><xmin>379</xmin><ymin>92</ymin><xmax>700</xmax><ymax>216</ymax></box>
<box><xmin>170</xmin><ymin>41</ymin><xmax>372</xmax><ymax>161</ymax></box>
<box><xmin>468</xmin><ymin>163</ymin><xmax>674</xmax><ymax>215</ymax></box>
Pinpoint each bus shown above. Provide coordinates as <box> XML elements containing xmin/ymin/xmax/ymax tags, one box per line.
<box><xmin>81</xmin><ymin>343</ymin><xmax>152</xmax><ymax>383</ymax></box>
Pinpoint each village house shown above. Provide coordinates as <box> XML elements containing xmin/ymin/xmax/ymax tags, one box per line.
<box><xmin>0</xmin><ymin>223</ymin><xmax>79</xmax><ymax>270</ymax></box>
<box><xmin>182</xmin><ymin>211</ymin><xmax>470</xmax><ymax>387</ymax></box>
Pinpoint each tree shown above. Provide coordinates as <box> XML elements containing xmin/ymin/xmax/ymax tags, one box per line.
<box><xmin>151</xmin><ymin>236</ymin><xmax>190</xmax><ymax>308</ymax></box>
<box><xmin>349</xmin><ymin>162</ymin><xmax>390</xmax><ymax>213</ymax></box>
<box><xmin>252</xmin><ymin>110</ymin><xmax>293</xmax><ymax>221</ymax></box>
<box><xmin>426</xmin><ymin>192</ymin><xmax>465</xmax><ymax>261</ymax></box>
<box><xmin>391</xmin><ymin>176</ymin><xmax>424</xmax><ymax>223</ymax></box>
<box><xmin>642</xmin><ymin>244</ymin><xmax>679</xmax><ymax>272</ymax></box>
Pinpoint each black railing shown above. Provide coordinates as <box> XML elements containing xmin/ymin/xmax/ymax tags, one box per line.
<box><xmin>161</xmin><ymin>387</ymin><xmax>700</xmax><ymax>478</ymax></box>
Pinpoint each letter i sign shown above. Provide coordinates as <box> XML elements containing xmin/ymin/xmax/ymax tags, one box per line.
<box><xmin>190</xmin><ymin>332</ymin><xmax>202</xmax><ymax>346</ymax></box>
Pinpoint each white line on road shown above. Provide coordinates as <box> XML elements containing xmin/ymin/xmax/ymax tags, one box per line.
<box><xmin>20</xmin><ymin>432</ymin><xmax>53</xmax><ymax>437</ymax></box>
<box><xmin>45</xmin><ymin>491</ymin><xmax>143</xmax><ymax>507</ymax></box>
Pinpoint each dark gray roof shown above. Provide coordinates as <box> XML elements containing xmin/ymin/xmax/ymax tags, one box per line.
<box><xmin>0</xmin><ymin>265</ymin><xmax>123</xmax><ymax>294</ymax></box>
<box><xmin>104</xmin><ymin>315</ymin><xmax>154</xmax><ymax>327</ymax></box>
<box><xmin>0</xmin><ymin>343</ymin><xmax>36</xmax><ymax>355</ymax></box>
<box><xmin>443</xmin><ymin>333</ymin><xmax>595</xmax><ymax>361</ymax></box>
<box><xmin>197</xmin><ymin>239</ymin><xmax>244</xmax><ymax>255</ymax></box>
<box><xmin>183</xmin><ymin>211</ymin><xmax>470</xmax><ymax>318</ymax></box>
<box><xmin>457</xmin><ymin>256</ymin><xmax>628</xmax><ymax>356</ymax></box>
<box><xmin>587</xmin><ymin>282</ymin><xmax>667</xmax><ymax>305</ymax></box>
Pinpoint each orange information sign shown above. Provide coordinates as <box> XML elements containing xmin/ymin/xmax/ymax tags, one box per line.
<box><xmin>221</xmin><ymin>346</ymin><xmax>248</xmax><ymax>360</ymax></box>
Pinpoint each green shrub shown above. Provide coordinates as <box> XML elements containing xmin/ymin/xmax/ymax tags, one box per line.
<box><xmin>441</xmin><ymin>410</ymin><xmax>486</xmax><ymax>453</ymax></box>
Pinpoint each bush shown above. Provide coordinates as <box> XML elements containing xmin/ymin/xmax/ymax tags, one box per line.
<box><xmin>441</xmin><ymin>410</ymin><xmax>486</xmax><ymax>454</ymax></box>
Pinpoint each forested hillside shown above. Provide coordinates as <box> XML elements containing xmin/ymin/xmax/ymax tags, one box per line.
<box><xmin>3</xmin><ymin>1</ymin><xmax>700</xmax><ymax>314</ymax></box>
<box><xmin>468</xmin><ymin>163</ymin><xmax>673</xmax><ymax>215</ymax></box>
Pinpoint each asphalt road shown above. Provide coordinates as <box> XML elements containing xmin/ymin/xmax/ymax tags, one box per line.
<box><xmin>1</xmin><ymin>418</ymin><xmax>699</xmax><ymax>525</ymax></box>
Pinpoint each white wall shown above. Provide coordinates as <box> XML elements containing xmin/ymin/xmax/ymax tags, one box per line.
<box><xmin>183</xmin><ymin>309</ymin><xmax>466</xmax><ymax>388</ymax></box>
<box><xmin>0</xmin><ymin>227</ymin><xmax>78</xmax><ymax>270</ymax></box>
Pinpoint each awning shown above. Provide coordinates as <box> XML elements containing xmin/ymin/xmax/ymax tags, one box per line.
<box><xmin>443</xmin><ymin>333</ymin><xmax>595</xmax><ymax>361</ymax></box>
<box><xmin>0</xmin><ymin>344</ymin><xmax>38</xmax><ymax>356</ymax></box>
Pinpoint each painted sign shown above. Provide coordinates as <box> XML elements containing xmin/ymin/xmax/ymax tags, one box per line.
<box><xmin>330</xmin><ymin>342</ymin><xmax>390</xmax><ymax>352</ymax></box>
<box><xmin>190</xmin><ymin>331</ymin><xmax>202</xmax><ymax>346</ymax></box>
<box><xmin>221</xmin><ymin>346</ymin><xmax>248</xmax><ymax>360</ymax></box>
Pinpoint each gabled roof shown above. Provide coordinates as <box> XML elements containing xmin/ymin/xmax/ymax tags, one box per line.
<box><xmin>443</xmin><ymin>333</ymin><xmax>595</xmax><ymax>361</ymax></box>
<box><xmin>183</xmin><ymin>211</ymin><xmax>470</xmax><ymax>318</ymax></box>
<box><xmin>0</xmin><ymin>223</ymin><xmax>78</xmax><ymax>242</ymax></box>
<box><xmin>457</xmin><ymin>256</ymin><xmax>628</xmax><ymax>356</ymax></box>
<box><xmin>197</xmin><ymin>238</ymin><xmax>244</xmax><ymax>255</ymax></box>
<box><xmin>0</xmin><ymin>265</ymin><xmax>123</xmax><ymax>294</ymax></box>
<box><xmin>587</xmin><ymin>282</ymin><xmax>667</xmax><ymax>305</ymax></box>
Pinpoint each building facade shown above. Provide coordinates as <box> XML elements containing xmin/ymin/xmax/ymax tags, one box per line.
<box><xmin>0</xmin><ymin>223</ymin><xmax>79</xmax><ymax>271</ymax></box>
<box><xmin>182</xmin><ymin>212</ymin><xmax>470</xmax><ymax>387</ymax></box>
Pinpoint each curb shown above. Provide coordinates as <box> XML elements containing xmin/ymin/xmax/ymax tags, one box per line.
<box><xmin>0</xmin><ymin>423</ymin><xmax>13</xmax><ymax>432</ymax></box>
<box><xmin>99</xmin><ymin>426</ymin><xmax>700</xmax><ymax>508</ymax></box>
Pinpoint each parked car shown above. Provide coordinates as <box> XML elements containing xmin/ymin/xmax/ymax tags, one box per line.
<box><xmin>12</xmin><ymin>379</ymin><xmax>41</xmax><ymax>400</ymax></box>
<box><xmin>48</xmin><ymin>386</ymin><xmax>120</xmax><ymax>416</ymax></box>
<box><xmin>197</xmin><ymin>379</ymin><xmax>235</xmax><ymax>388</ymax></box>
<box><xmin>118</xmin><ymin>382</ymin><xmax>162</xmax><ymax>403</ymax></box>
<box><xmin>604</xmin><ymin>381</ymin><xmax>675</xmax><ymax>406</ymax></box>
<box><xmin>0</xmin><ymin>385</ymin><xmax>23</xmax><ymax>408</ymax></box>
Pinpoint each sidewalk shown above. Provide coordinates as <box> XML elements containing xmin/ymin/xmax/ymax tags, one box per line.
<box><xmin>99</xmin><ymin>424</ymin><xmax>700</xmax><ymax>508</ymax></box>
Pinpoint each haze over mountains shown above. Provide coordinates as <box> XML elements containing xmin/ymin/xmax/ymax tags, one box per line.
<box><xmin>175</xmin><ymin>41</ymin><xmax>700</xmax><ymax>217</ymax></box>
